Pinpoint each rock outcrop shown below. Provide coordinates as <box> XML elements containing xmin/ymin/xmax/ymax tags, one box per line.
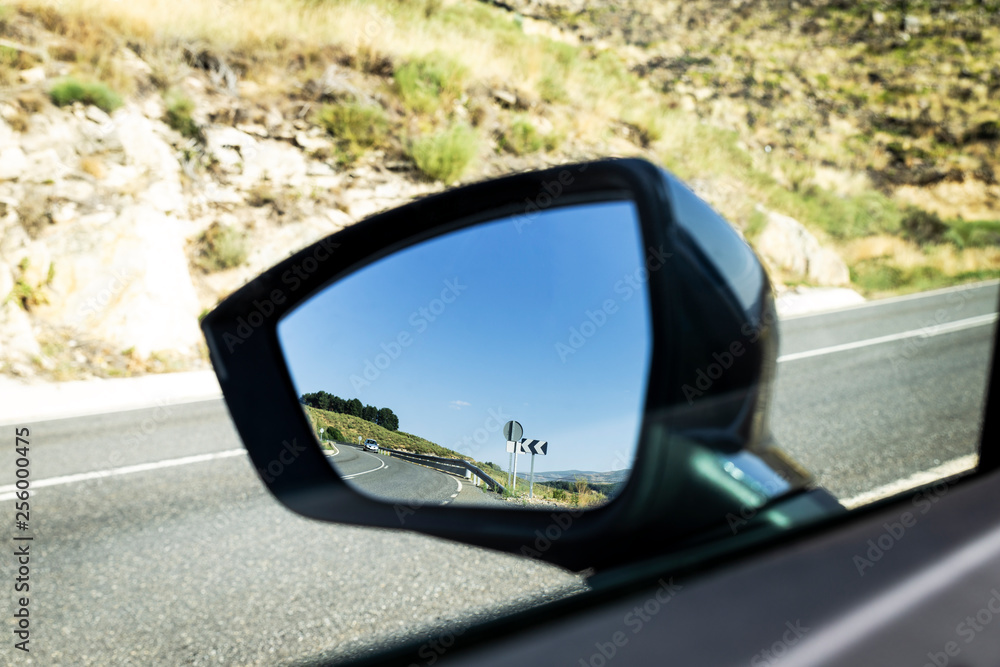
<box><xmin>1</xmin><ymin>4</ymin><xmax>907</xmax><ymax>380</ymax></box>
<box><xmin>0</xmin><ymin>88</ymin><xmax>442</xmax><ymax>379</ymax></box>
<box><xmin>755</xmin><ymin>206</ymin><xmax>851</xmax><ymax>287</ymax></box>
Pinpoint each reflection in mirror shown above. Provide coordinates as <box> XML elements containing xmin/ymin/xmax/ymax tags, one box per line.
<box><xmin>278</xmin><ymin>200</ymin><xmax>652</xmax><ymax>509</ymax></box>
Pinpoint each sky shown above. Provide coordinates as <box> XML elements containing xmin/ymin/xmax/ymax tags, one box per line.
<box><xmin>278</xmin><ymin>200</ymin><xmax>652</xmax><ymax>474</ymax></box>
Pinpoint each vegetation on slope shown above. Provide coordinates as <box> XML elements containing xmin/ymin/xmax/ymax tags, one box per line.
<box><xmin>304</xmin><ymin>406</ymin><xmax>608</xmax><ymax>504</ymax></box>
<box><xmin>305</xmin><ymin>405</ymin><xmax>458</xmax><ymax>457</ymax></box>
<box><xmin>1</xmin><ymin>0</ymin><xmax>997</xmax><ymax>299</ymax></box>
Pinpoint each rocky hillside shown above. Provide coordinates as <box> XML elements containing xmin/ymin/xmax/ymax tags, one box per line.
<box><xmin>0</xmin><ymin>0</ymin><xmax>997</xmax><ymax>381</ymax></box>
<box><xmin>496</xmin><ymin>0</ymin><xmax>1000</xmax><ymax>206</ymax></box>
<box><xmin>493</xmin><ymin>0</ymin><xmax>1000</xmax><ymax>286</ymax></box>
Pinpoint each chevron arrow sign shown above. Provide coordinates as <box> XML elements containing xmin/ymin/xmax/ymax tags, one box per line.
<box><xmin>519</xmin><ymin>439</ymin><xmax>548</xmax><ymax>455</ymax></box>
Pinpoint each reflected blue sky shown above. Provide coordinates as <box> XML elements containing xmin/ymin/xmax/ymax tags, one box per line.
<box><xmin>278</xmin><ymin>201</ymin><xmax>651</xmax><ymax>473</ymax></box>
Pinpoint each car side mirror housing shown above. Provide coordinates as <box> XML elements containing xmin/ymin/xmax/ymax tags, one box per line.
<box><xmin>201</xmin><ymin>158</ymin><xmax>804</xmax><ymax>571</ymax></box>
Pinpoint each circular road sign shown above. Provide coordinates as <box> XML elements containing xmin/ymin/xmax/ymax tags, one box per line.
<box><xmin>503</xmin><ymin>421</ymin><xmax>523</xmax><ymax>443</ymax></box>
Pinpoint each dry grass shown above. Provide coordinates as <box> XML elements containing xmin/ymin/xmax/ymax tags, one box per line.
<box><xmin>16</xmin><ymin>90</ymin><xmax>47</xmax><ymax>112</ymax></box>
<box><xmin>841</xmin><ymin>234</ymin><xmax>1000</xmax><ymax>296</ymax></box>
<box><xmin>923</xmin><ymin>245</ymin><xmax>1000</xmax><ymax>276</ymax></box>
<box><xmin>9</xmin><ymin>0</ymin><xmax>999</xmax><ymax>299</ymax></box>
<box><xmin>11</xmin><ymin>0</ymin><xmax>644</xmax><ymax>120</ymax></box>
<box><xmin>842</xmin><ymin>235</ymin><xmax>1000</xmax><ymax>275</ymax></box>
<box><xmin>5</xmin><ymin>107</ymin><xmax>30</xmax><ymax>132</ymax></box>
<box><xmin>841</xmin><ymin>235</ymin><xmax>926</xmax><ymax>267</ymax></box>
<box><xmin>14</xmin><ymin>0</ymin><xmax>535</xmax><ymax>85</ymax></box>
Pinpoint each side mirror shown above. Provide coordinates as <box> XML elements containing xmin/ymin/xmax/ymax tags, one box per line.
<box><xmin>202</xmin><ymin>158</ymin><xmax>811</xmax><ymax>571</ymax></box>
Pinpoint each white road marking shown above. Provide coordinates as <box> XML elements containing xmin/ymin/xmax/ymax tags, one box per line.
<box><xmin>0</xmin><ymin>449</ymin><xmax>245</xmax><ymax>502</ymax></box>
<box><xmin>777</xmin><ymin>313</ymin><xmax>997</xmax><ymax>363</ymax></box>
<box><xmin>5</xmin><ymin>294</ymin><xmax>991</xmax><ymax>508</ymax></box>
<box><xmin>439</xmin><ymin>475</ymin><xmax>464</xmax><ymax>504</ymax></box>
<box><xmin>838</xmin><ymin>454</ymin><xmax>978</xmax><ymax>509</ymax></box>
<box><xmin>341</xmin><ymin>453</ymin><xmax>387</xmax><ymax>479</ymax></box>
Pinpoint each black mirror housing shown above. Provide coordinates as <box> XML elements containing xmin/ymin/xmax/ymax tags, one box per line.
<box><xmin>201</xmin><ymin>158</ymin><xmax>797</xmax><ymax>571</ymax></box>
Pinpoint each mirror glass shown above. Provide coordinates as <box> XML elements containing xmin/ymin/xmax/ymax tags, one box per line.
<box><xmin>277</xmin><ymin>200</ymin><xmax>652</xmax><ymax>509</ymax></box>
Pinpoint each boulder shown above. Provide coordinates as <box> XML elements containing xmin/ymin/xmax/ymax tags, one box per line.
<box><xmin>232</xmin><ymin>138</ymin><xmax>310</xmax><ymax>191</ymax></box>
<box><xmin>85</xmin><ymin>105</ymin><xmax>113</xmax><ymax>127</ymax></box>
<box><xmin>24</xmin><ymin>148</ymin><xmax>72</xmax><ymax>183</ymax></box>
<box><xmin>492</xmin><ymin>88</ymin><xmax>518</xmax><ymax>108</ymax></box>
<box><xmin>0</xmin><ymin>123</ymin><xmax>28</xmax><ymax>179</ymax></box>
<box><xmin>0</xmin><ymin>301</ymin><xmax>41</xmax><ymax>368</ymax></box>
<box><xmin>294</xmin><ymin>131</ymin><xmax>332</xmax><ymax>155</ymax></box>
<box><xmin>0</xmin><ymin>146</ymin><xmax>27</xmax><ymax>181</ymax></box>
<box><xmin>114</xmin><ymin>109</ymin><xmax>184</xmax><ymax>213</ymax></box>
<box><xmin>19</xmin><ymin>66</ymin><xmax>46</xmax><ymax>85</ymax></box>
<box><xmin>18</xmin><ymin>109</ymin><xmax>86</xmax><ymax>158</ymax></box>
<box><xmin>205</xmin><ymin>126</ymin><xmax>258</xmax><ymax>170</ymax></box>
<box><xmin>754</xmin><ymin>206</ymin><xmax>850</xmax><ymax>286</ymax></box>
<box><xmin>776</xmin><ymin>287</ymin><xmax>865</xmax><ymax>317</ymax></box>
<box><xmin>0</xmin><ymin>260</ymin><xmax>13</xmax><ymax>301</ymax></box>
<box><xmin>7</xmin><ymin>239</ymin><xmax>52</xmax><ymax>290</ymax></box>
<box><xmin>34</xmin><ymin>205</ymin><xmax>203</xmax><ymax>358</ymax></box>
<box><xmin>305</xmin><ymin>65</ymin><xmax>371</xmax><ymax>103</ymax></box>
<box><xmin>116</xmin><ymin>109</ymin><xmax>181</xmax><ymax>184</ymax></box>
<box><xmin>0</xmin><ymin>259</ymin><xmax>41</xmax><ymax>365</ymax></box>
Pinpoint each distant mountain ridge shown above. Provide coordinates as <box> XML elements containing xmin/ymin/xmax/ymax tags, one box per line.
<box><xmin>521</xmin><ymin>469</ymin><xmax>630</xmax><ymax>483</ymax></box>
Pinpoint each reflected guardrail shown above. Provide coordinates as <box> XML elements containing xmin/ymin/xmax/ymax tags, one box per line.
<box><xmin>462</xmin><ymin>462</ymin><xmax>506</xmax><ymax>494</ymax></box>
<box><xmin>380</xmin><ymin>447</ymin><xmax>505</xmax><ymax>494</ymax></box>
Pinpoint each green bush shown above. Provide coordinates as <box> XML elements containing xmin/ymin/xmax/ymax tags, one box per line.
<box><xmin>195</xmin><ymin>222</ymin><xmax>247</xmax><ymax>272</ymax></box>
<box><xmin>314</xmin><ymin>103</ymin><xmax>390</xmax><ymax>163</ymax></box>
<box><xmin>501</xmin><ymin>117</ymin><xmax>543</xmax><ymax>155</ymax></box>
<box><xmin>901</xmin><ymin>208</ymin><xmax>948</xmax><ymax>245</ymax></box>
<box><xmin>320</xmin><ymin>426</ymin><xmax>345</xmax><ymax>442</ymax></box>
<box><xmin>393</xmin><ymin>53</ymin><xmax>466</xmax><ymax>114</ymax></box>
<box><xmin>766</xmin><ymin>186</ymin><xmax>902</xmax><ymax>240</ymax></box>
<box><xmin>164</xmin><ymin>91</ymin><xmax>202</xmax><ymax>142</ymax></box>
<box><xmin>623</xmin><ymin>107</ymin><xmax>666</xmax><ymax>146</ymax></box>
<box><xmin>538</xmin><ymin>72</ymin><xmax>568</xmax><ymax>104</ymax></box>
<box><xmin>850</xmin><ymin>259</ymin><xmax>904</xmax><ymax>293</ymax></box>
<box><xmin>408</xmin><ymin>123</ymin><xmax>479</xmax><ymax>183</ymax></box>
<box><xmin>945</xmin><ymin>220</ymin><xmax>1000</xmax><ymax>249</ymax></box>
<box><xmin>49</xmin><ymin>77</ymin><xmax>122</xmax><ymax>113</ymax></box>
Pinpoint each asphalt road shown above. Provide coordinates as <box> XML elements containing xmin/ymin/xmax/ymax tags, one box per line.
<box><xmin>325</xmin><ymin>445</ymin><xmax>501</xmax><ymax>506</ymax></box>
<box><xmin>2</xmin><ymin>403</ymin><xmax>583</xmax><ymax>666</ymax></box>
<box><xmin>772</xmin><ymin>281</ymin><xmax>997</xmax><ymax>503</ymax></box>
<box><xmin>1</xmin><ymin>280</ymin><xmax>996</xmax><ymax>665</ymax></box>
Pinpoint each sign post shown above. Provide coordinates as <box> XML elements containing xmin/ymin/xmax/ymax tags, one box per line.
<box><xmin>505</xmin><ymin>442</ymin><xmax>515</xmax><ymax>487</ymax></box>
<box><xmin>512</xmin><ymin>444</ymin><xmax>519</xmax><ymax>493</ymax></box>
<box><xmin>502</xmin><ymin>421</ymin><xmax>523</xmax><ymax>493</ymax></box>
<box><xmin>518</xmin><ymin>439</ymin><xmax>548</xmax><ymax>498</ymax></box>
<box><xmin>529</xmin><ymin>450</ymin><xmax>535</xmax><ymax>498</ymax></box>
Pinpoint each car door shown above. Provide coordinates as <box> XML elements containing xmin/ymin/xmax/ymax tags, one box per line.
<box><xmin>201</xmin><ymin>158</ymin><xmax>999</xmax><ymax>666</ymax></box>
